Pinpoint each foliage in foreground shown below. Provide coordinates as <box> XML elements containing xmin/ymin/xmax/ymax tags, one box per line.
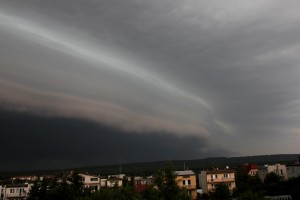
<box><xmin>26</xmin><ymin>163</ymin><xmax>191</xmax><ymax>200</ymax></box>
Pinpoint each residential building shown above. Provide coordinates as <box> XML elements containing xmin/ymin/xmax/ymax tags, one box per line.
<box><xmin>79</xmin><ymin>173</ymin><xmax>101</xmax><ymax>192</ymax></box>
<box><xmin>134</xmin><ymin>176</ymin><xmax>147</xmax><ymax>186</ymax></box>
<box><xmin>286</xmin><ymin>164</ymin><xmax>300</xmax><ymax>179</ymax></box>
<box><xmin>106</xmin><ymin>177</ymin><xmax>123</xmax><ymax>187</ymax></box>
<box><xmin>2</xmin><ymin>184</ymin><xmax>32</xmax><ymax>200</ymax></box>
<box><xmin>146</xmin><ymin>175</ymin><xmax>154</xmax><ymax>185</ymax></box>
<box><xmin>100</xmin><ymin>177</ymin><xmax>107</xmax><ymax>188</ymax></box>
<box><xmin>133</xmin><ymin>176</ymin><xmax>154</xmax><ymax>193</ymax></box>
<box><xmin>1</xmin><ymin>185</ymin><xmax>3</xmax><ymax>200</ymax></box>
<box><xmin>199</xmin><ymin>169</ymin><xmax>236</xmax><ymax>194</ymax></box>
<box><xmin>11</xmin><ymin>176</ymin><xmax>38</xmax><ymax>182</ymax></box>
<box><xmin>258</xmin><ymin>164</ymin><xmax>288</xmax><ymax>182</ymax></box>
<box><xmin>286</xmin><ymin>156</ymin><xmax>300</xmax><ymax>179</ymax></box>
<box><xmin>105</xmin><ymin>174</ymin><xmax>124</xmax><ymax>188</ymax></box>
<box><xmin>242</xmin><ymin>163</ymin><xmax>258</xmax><ymax>176</ymax></box>
<box><xmin>175</xmin><ymin>170</ymin><xmax>197</xmax><ymax>200</ymax></box>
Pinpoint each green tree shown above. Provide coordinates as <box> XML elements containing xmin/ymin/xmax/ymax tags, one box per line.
<box><xmin>47</xmin><ymin>179</ymin><xmax>74</xmax><ymax>200</ymax></box>
<box><xmin>213</xmin><ymin>183</ymin><xmax>231</xmax><ymax>200</ymax></box>
<box><xmin>27</xmin><ymin>180</ymin><xmax>40</xmax><ymax>200</ymax></box>
<box><xmin>264</xmin><ymin>172</ymin><xmax>283</xmax><ymax>196</ymax></box>
<box><xmin>153</xmin><ymin>162</ymin><xmax>191</xmax><ymax>200</ymax></box>
<box><xmin>70</xmin><ymin>170</ymin><xmax>83</xmax><ymax>197</ymax></box>
<box><xmin>264</xmin><ymin>172</ymin><xmax>281</xmax><ymax>185</ymax></box>
<box><xmin>285</xmin><ymin>176</ymin><xmax>300</xmax><ymax>199</ymax></box>
<box><xmin>233</xmin><ymin>167</ymin><xmax>263</xmax><ymax>198</ymax></box>
<box><xmin>234</xmin><ymin>168</ymin><xmax>250</xmax><ymax>195</ymax></box>
<box><xmin>142</xmin><ymin>187</ymin><xmax>162</xmax><ymax>200</ymax></box>
<box><xmin>39</xmin><ymin>178</ymin><xmax>48</xmax><ymax>200</ymax></box>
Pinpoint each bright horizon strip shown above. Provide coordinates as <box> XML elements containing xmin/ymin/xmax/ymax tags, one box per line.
<box><xmin>0</xmin><ymin>11</ymin><xmax>211</xmax><ymax>109</ymax></box>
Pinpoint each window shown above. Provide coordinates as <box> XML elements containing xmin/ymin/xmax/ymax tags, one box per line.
<box><xmin>10</xmin><ymin>189</ymin><xmax>15</xmax><ymax>193</ymax></box>
<box><xmin>183</xmin><ymin>180</ymin><xmax>191</xmax><ymax>185</ymax></box>
<box><xmin>90</xmin><ymin>178</ymin><xmax>98</xmax><ymax>181</ymax></box>
<box><xmin>211</xmin><ymin>174</ymin><xmax>218</xmax><ymax>180</ymax></box>
<box><xmin>224</xmin><ymin>173</ymin><xmax>230</xmax><ymax>178</ymax></box>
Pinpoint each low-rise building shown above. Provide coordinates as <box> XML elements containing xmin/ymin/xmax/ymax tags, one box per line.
<box><xmin>175</xmin><ymin>170</ymin><xmax>197</xmax><ymax>200</ymax></box>
<box><xmin>258</xmin><ymin>164</ymin><xmax>288</xmax><ymax>181</ymax></box>
<box><xmin>133</xmin><ymin>176</ymin><xmax>153</xmax><ymax>193</ymax></box>
<box><xmin>2</xmin><ymin>184</ymin><xmax>32</xmax><ymax>200</ymax></box>
<box><xmin>106</xmin><ymin>177</ymin><xmax>123</xmax><ymax>187</ymax></box>
<box><xmin>286</xmin><ymin>156</ymin><xmax>300</xmax><ymax>179</ymax></box>
<box><xmin>134</xmin><ymin>176</ymin><xmax>147</xmax><ymax>186</ymax></box>
<box><xmin>199</xmin><ymin>169</ymin><xmax>236</xmax><ymax>194</ymax></box>
<box><xmin>105</xmin><ymin>174</ymin><xmax>124</xmax><ymax>188</ymax></box>
<box><xmin>12</xmin><ymin>176</ymin><xmax>38</xmax><ymax>182</ymax></box>
<box><xmin>242</xmin><ymin>163</ymin><xmax>258</xmax><ymax>176</ymax></box>
<box><xmin>100</xmin><ymin>177</ymin><xmax>107</xmax><ymax>188</ymax></box>
<box><xmin>79</xmin><ymin>173</ymin><xmax>101</xmax><ymax>192</ymax></box>
<box><xmin>286</xmin><ymin>164</ymin><xmax>300</xmax><ymax>179</ymax></box>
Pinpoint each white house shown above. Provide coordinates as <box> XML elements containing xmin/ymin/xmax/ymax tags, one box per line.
<box><xmin>100</xmin><ymin>177</ymin><xmax>108</xmax><ymax>188</ymax></box>
<box><xmin>258</xmin><ymin>164</ymin><xmax>288</xmax><ymax>181</ymax></box>
<box><xmin>2</xmin><ymin>184</ymin><xmax>32</xmax><ymax>200</ymax></box>
<box><xmin>11</xmin><ymin>176</ymin><xmax>38</xmax><ymax>182</ymax></box>
<box><xmin>105</xmin><ymin>174</ymin><xmax>124</xmax><ymax>188</ymax></box>
<box><xmin>79</xmin><ymin>174</ymin><xmax>101</xmax><ymax>192</ymax></box>
<box><xmin>106</xmin><ymin>177</ymin><xmax>123</xmax><ymax>187</ymax></box>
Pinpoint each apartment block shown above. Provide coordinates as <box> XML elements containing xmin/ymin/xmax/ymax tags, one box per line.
<box><xmin>199</xmin><ymin>169</ymin><xmax>236</xmax><ymax>194</ymax></box>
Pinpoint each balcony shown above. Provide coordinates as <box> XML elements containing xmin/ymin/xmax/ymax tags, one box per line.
<box><xmin>5</xmin><ymin>192</ymin><xmax>28</xmax><ymax>198</ymax></box>
<box><xmin>207</xmin><ymin>178</ymin><xmax>235</xmax><ymax>183</ymax></box>
<box><xmin>181</xmin><ymin>185</ymin><xmax>197</xmax><ymax>190</ymax></box>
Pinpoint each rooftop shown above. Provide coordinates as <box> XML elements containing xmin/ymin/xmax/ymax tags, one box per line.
<box><xmin>175</xmin><ymin>170</ymin><xmax>195</xmax><ymax>176</ymax></box>
<box><xmin>204</xmin><ymin>170</ymin><xmax>235</xmax><ymax>174</ymax></box>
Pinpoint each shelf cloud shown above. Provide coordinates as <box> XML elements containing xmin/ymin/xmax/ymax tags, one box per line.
<box><xmin>1</xmin><ymin>0</ymin><xmax>300</xmax><ymax>169</ymax></box>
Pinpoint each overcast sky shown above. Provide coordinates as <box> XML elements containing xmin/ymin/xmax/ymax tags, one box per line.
<box><xmin>1</xmin><ymin>0</ymin><xmax>300</xmax><ymax>170</ymax></box>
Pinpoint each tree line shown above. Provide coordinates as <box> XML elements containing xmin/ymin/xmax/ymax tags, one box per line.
<box><xmin>25</xmin><ymin>164</ymin><xmax>300</xmax><ymax>200</ymax></box>
<box><xmin>26</xmin><ymin>163</ymin><xmax>191</xmax><ymax>200</ymax></box>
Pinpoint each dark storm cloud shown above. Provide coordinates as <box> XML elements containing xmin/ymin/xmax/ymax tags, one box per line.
<box><xmin>0</xmin><ymin>0</ymin><xmax>300</xmax><ymax>169</ymax></box>
<box><xmin>0</xmin><ymin>109</ymin><xmax>231</xmax><ymax>171</ymax></box>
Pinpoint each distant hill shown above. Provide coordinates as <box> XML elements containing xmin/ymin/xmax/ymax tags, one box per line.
<box><xmin>1</xmin><ymin>154</ymin><xmax>299</xmax><ymax>178</ymax></box>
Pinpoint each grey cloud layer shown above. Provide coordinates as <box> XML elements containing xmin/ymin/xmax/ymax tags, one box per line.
<box><xmin>0</xmin><ymin>109</ymin><xmax>232</xmax><ymax>171</ymax></box>
<box><xmin>1</xmin><ymin>0</ymin><xmax>300</xmax><ymax>159</ymax></box>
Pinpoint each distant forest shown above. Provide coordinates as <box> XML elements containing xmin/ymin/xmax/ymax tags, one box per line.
<box><xmin>1</xmin><ymin>154</ymin><xmax>299</xmax><ymax>179</ymax></box>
